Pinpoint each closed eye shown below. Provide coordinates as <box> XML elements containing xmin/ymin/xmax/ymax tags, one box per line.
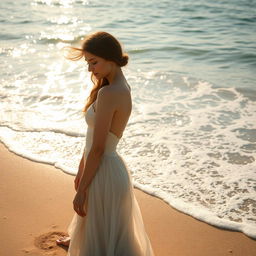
<box><xmin>86</xmin><ymin>61</ymin><xmax>97</xmax><ymax>66</ymax></box>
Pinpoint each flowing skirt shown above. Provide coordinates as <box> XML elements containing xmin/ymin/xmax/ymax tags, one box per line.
<box><xmin>67</xmin><ymin>153</ymin><xmax>155</xmax><ymax>256</ymax></box>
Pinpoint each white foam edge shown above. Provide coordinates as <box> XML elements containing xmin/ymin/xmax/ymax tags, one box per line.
<box><xmin>133</xmin><ymin>181</ymin><xmax>256</xmax><ymax>240</ymax></box>
<box><xmin>0</xmin><ymin>137</ymin><xmax>77</xmax><ymax>175</ymax></box>
<box><xmin>0</xmin><ymin>124</ymin><xmax>85</xmax><ymax>138</ymax></box>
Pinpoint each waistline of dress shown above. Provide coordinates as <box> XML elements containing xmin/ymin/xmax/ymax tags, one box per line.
<box><xmin>84</xmin><ymin>148</ymin><xmax>119</xmax><ymax>157</ymax></box>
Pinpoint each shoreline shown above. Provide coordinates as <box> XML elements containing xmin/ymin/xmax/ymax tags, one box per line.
<box><xmin>0</xmin><ymin>142</ymin><xmax>255</xmax><ymax>256</ymax></box>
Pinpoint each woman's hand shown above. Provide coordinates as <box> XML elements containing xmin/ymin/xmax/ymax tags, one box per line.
<box><xmin>73</xmin><ymin>190</ymin><xmax>87</xmax><ymax>217</ymax></box>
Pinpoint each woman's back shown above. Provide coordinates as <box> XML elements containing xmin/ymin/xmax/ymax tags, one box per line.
<box><xmin>98</xmin><ymin>82</ymin><xmax>132</xmax><ymax>139</ymax></box>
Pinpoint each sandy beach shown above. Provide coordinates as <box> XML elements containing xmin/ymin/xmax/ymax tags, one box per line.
<box><xmin>0</xmin><ymin>142</ymin><xmax>255</xmax><ymax>256</ymax></box>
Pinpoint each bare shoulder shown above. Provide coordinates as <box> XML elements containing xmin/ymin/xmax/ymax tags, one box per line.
<box><xmin>98</xmin><ymin>86</ymin><xmax>112</xmax><ymax>97</ymax></box>
<box><xmin>97</xmin><ymin>85</ymin><xmax>132</xmax><ymax>114</ymax></box>
<box><xmin>98</xmin><ymin>86</ymin><xmax>117</xmax><ymax>99</ymax></box>
<box><xmin>99</xmin><ymin>85</ymin><xmax>130</xmax><ymax>98</ymax></box>
<box><xmin>97</xmin><ymin>83</ymin><xmax>132</xmax><ymax>111</ymax></box>
<box><xmin>96</xmin><ymin>86</ymin><xmax>117</xmax><ymax>110</ymax></box>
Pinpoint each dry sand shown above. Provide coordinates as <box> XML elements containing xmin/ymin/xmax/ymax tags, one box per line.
<box><xmin>0</xmin><ymin>142</ymin><xmax>255</xmax><ymax>256</ymax></box>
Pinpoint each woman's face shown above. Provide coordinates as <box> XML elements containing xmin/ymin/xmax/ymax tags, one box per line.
<box><xmin>84</xmin><ymin>51</ymin><xmax>112</xmax><ymax>80</ymax></box>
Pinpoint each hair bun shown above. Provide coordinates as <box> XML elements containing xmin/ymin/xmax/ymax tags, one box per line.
<box><xmin>120</xmin><ymin>54</ymin><xmax>129</xmax><ymax>67</ymax></box>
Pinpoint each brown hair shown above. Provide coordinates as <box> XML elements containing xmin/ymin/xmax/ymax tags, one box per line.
<box><xmin>65</xmin><ymin>31</ymin><xmax>129</xmax><ymax>112</ymax></box>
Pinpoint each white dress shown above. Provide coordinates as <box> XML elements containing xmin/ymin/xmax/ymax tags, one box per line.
<box><xmin>67</xmin><ymin>102</ymin><xmax>155</xmax><ymax>256</ymax></box>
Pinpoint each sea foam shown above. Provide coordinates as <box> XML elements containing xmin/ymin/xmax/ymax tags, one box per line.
<box><xmin>1</xmin><ymin>71</ymin><xmax>255</xmax><ymax>239</ymax></box>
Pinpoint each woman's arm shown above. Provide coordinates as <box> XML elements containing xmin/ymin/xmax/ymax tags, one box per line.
<box><xmin>74</xmin><ymin>151</ymin><xmax>85</xmax><ymax>191</ymax></box>
<box><xmin>73</xmin><ymin>88</ymin><xmax>116</xmax><ymax>217</ymax></box>
<box><xmin>77</xmin><ymin>88</ymin><xmax>116</xmax><ymax>193</ymax></box>
<box><xmin>77</xmin><ymin>148</ymin><xmax>104</xmax><ymax>193</ymax></box>
<box><xmin>78</xmin><ymin>152</ymin><xmax>85</xmax><ymax>173</ymax></box>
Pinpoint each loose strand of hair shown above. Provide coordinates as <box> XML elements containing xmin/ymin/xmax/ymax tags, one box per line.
<box><xmin>62</xmin><ymin>46</ymin><xmax>84</xmax><ymax>61</ymax></box>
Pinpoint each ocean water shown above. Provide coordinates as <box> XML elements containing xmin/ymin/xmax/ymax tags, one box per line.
<box><xmin>0</xmin><ymin>0</ymin><xmax>256</xmax><ymax>238</ymax></box>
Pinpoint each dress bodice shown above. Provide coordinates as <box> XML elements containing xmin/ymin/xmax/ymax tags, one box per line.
<box><xmin>84</xmin><ymin>102</ymin><xmax>121</xmax><ymax>157</ymax></box>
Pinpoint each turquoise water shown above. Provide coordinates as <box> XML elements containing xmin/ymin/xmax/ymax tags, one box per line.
<box><xmin>0</xmin><ymin>0</ymin><xmax>256</xmax><ymax>238</ymax></box>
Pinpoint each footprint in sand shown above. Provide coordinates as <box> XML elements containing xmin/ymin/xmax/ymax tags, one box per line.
<box><xmin>34</xmin><ymin>231</ymin><xmax>68</xmax><ymax>251</ymax></box>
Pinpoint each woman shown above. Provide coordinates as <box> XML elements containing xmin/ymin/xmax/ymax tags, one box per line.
<box><xmin>56</xmin><ymin>31</ymin><xmax>155</xmax><ymax>256</ymax></box>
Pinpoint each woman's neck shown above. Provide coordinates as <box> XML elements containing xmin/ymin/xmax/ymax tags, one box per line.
<box><xmin>106</xmin><ymin>66</ymin><xmax>123</xmax><ymax>85</ymax></box>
